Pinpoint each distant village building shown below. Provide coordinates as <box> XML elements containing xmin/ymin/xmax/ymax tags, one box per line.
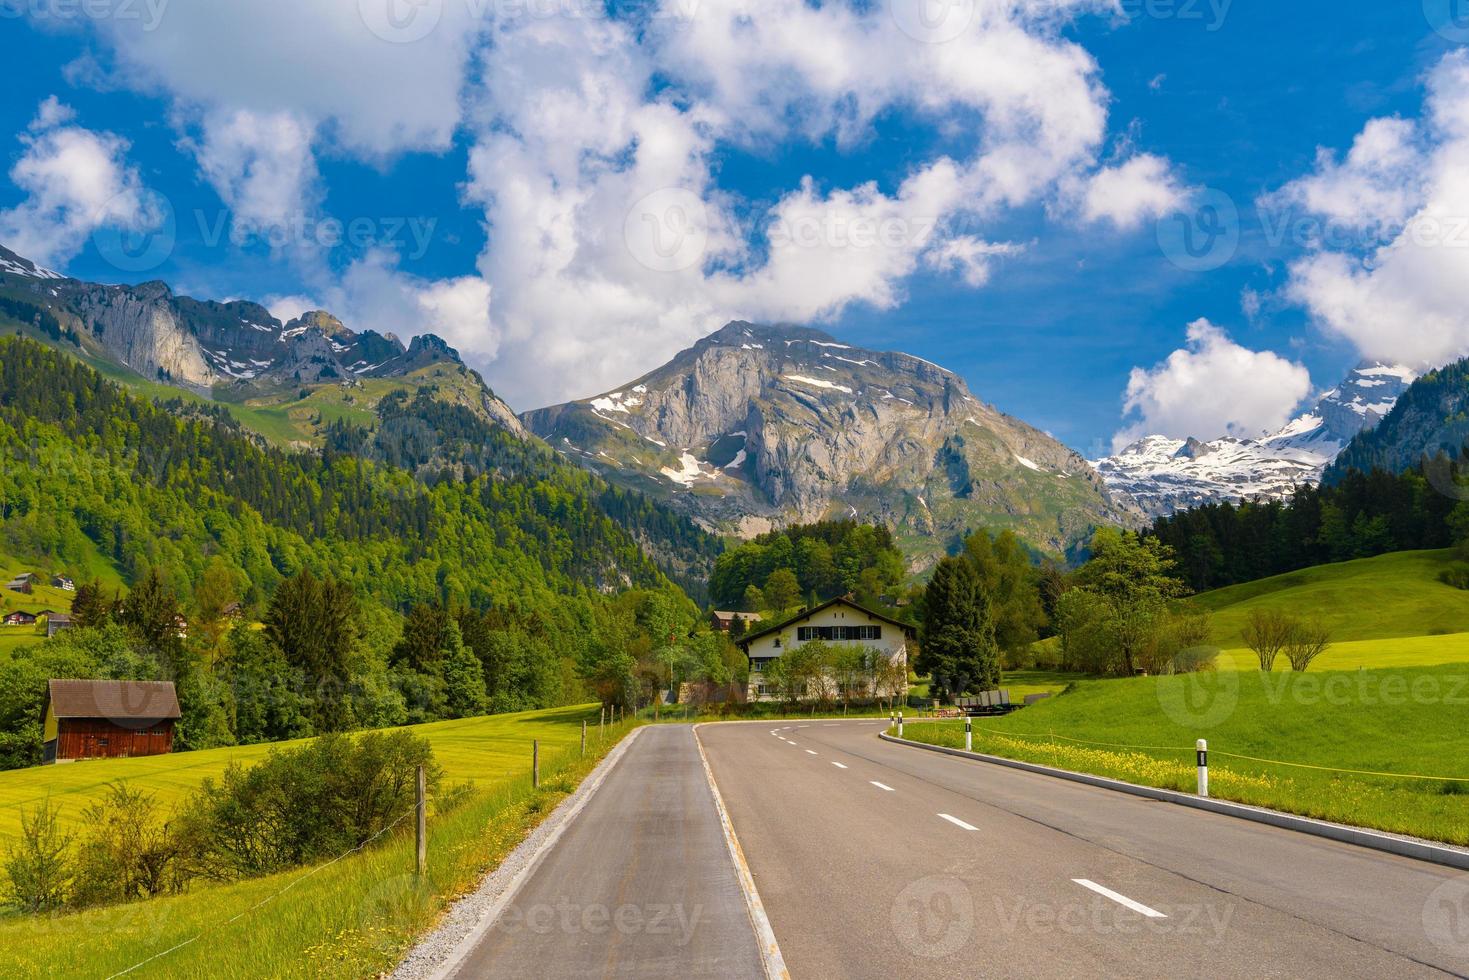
<box><xmin>52</xmin><ymin>575</ymin><xmax>75</xmax><ymax>591</ymax></box>
<box><xmin>3</xmin><ymin>611</ymin><xmax>37</xmax><ymax>627</ymax></box>
<box><xmin>46</xmin><ymin>613</ymin><xmax>73</xmax><ymax>638</ymax></box>
<box><xmin>737</xmin><ymin>596</ymin><xmax>914</xmax><ymax>702</ymax></box>
<box><xmin>6</xmin><ymin>572</ymin><xmax>36</xmax><ymax>595</ymax></box>
<box><xmin>42</xmin><ymin>680</ymin><xmax>181</xmax><ymax>763</ymax></box>
<box><xmin>710</xmin><ymin>610</ymin><xmax>763</xmax><ymax>633</ymax></box>
<box><xmin>222</xmin><ymin>601</ymin><xmax>244</xmax><ymax>620</ymax></box>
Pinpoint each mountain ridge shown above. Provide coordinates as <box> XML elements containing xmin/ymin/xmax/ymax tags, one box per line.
<box><xmin>1094</xmin><ymin>361</ymin><xmax>1416</xmax><ymax>517</ymax></box>
<box><xmin>523</xmin><ymin>320</ymin><xmax>1143</xmax><ymax>565</ymax></box>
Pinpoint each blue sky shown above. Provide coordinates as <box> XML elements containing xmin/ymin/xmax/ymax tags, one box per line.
<box><xmin>2</xmin><ymin>1</ymin><xmax>1467</xmax><ymax>456</ymax></box>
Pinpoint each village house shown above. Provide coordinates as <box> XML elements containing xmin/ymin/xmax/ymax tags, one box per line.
<box><xmin>52</xmin><ymin>575</ymin><xmax>75</xmax><ymax>591</ymax></box>
<box><xmin>710</xmin><ymin>610</ymin><xmax>763</xmax><ymax>633</ymax></box>
<box><xmin>5</xmin><ymin>572</ymin><xmax>36</xmax><ymax>595</ymax></box>
<box><xmin>3</xmin><ymin>610</ymin><xmax>37</xmax><ymax>627</ymax></box>
<box><xmin>736</xmin><ymin>595</ymin><xmax>915</xmax><ymax>702</ymax></box>
<box><xmin>46</xmin><ymin>613</ymin><xmax>73</xmax><ymax>638</ymax></box>
<box><xmin>42</xmin><ymin>679</ymin><xmax>182</xmax><ymax>763</ymax></box>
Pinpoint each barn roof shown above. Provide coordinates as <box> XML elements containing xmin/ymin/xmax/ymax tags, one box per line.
<box><xmin>46</xmin><ymin>680</ymin><xmax>182</xmax><ymax>720</ymax></box>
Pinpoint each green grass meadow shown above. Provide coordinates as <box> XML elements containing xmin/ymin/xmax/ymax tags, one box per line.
<box><xmin>0</xmin><ymin>705</ymin><xmax>634</xmax><ymax>978</ymax></box>
<box><xmin>900</xmin><ymin>664</ymin><xmax>1469</xmax><ymax>846</ymax></box>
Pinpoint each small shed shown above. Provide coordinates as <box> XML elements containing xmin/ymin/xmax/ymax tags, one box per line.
<box><xmin>6</xmin><ymin>573</ymin><xmax>35</xmax><ymax>595</ymax></box>
<box><xmin>46</xmin><ymin>613</ymin><xmax>73</xmax><ymax>638</ymax></box>
<box><xmin>42</xmin><ymin>680</ymin><xmax>182</xmax><ymax>764</ymax></box>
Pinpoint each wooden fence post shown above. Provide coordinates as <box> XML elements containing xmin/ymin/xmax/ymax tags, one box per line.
<box><xmin>533</xmin><ymin>739</ymin><xmax>540</xmax><ymax>789</ymax></box>
<box><xmin>415</xmin><ymin>765</ymin><xmax>426</xmax><ymax>880</ymax></box>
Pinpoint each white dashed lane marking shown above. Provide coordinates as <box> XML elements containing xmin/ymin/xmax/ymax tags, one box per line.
<box><xmin>1071</xmin><ymin>879</ymin><xmax>1167</xmax><ymax>918</ymax></box>
<box><xmin>870</xmin><ymin>782</ymin><xmax>895</xmax><ymax>792</ymax></box>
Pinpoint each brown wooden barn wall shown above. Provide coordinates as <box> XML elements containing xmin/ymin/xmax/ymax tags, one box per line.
<box><xmin>55</xmin><ymin>718</ymin><xmax>174</xmax><ymax>760</ymax></box>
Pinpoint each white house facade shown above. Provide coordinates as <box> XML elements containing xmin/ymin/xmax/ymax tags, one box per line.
<box><xmin>736</xmin><ymin>596</ymin><xmax>914</xmax><ymax>702</ymax></box>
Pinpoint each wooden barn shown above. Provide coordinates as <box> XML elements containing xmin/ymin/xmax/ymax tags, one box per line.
<box><xmin>42</xmin><ymin>680</ymin><xmax>181</xmax><ymax>764</ymax></box>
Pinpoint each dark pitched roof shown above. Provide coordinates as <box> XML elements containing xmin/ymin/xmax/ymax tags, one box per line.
<box><xmin>736</xmin><ymin>595</ymin><xmax>916</xmax><ymax>650</ymax></box>
<box><xmin>46</xmin><ymin>680</ymin><xmax>181</xmax><ymax>721</ymax></box>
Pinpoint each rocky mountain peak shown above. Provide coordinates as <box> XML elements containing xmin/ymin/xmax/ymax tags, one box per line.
<box><xmin>524</xmin><ymin>320</ymin><xmax>1139</xmax><ymax>563</ymax></box>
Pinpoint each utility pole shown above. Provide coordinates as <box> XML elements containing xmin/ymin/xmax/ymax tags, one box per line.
<box><xmin>581</xmin><ymin>720</ymin><xmax>586</xmax><ymax>757</ymax></box>
<box><xmin>533</xmin><ymin>739</ymin><xmax>540</xmax><ymax>789</ymax></box>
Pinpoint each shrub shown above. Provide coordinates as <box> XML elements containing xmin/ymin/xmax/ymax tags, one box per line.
<box><xmin>1438</xmin><ymin>563</ymin><xmax>1469</xmax><ymax>590</ymax></box>
<box><xmin>70</xmin><ymin>783</ymin><xmax>185</xmax><ymax>907</ymax></box>
<box><xmin>1167</xmin><ymin>645</ymin><xmax>1220</xmax><ymax>674</ymax></box>
<box><xmin>180</xmin><ymin>730</ymin><xmax>441</xmax><ymax>880</ymax></box>
<box><xmin>3</xmin><ymin>801</ymin><xmax>71</xmax><ymax>913</ymax></box>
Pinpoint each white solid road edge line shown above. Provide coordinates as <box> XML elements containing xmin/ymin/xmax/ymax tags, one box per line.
<box><xmin>421</xmin><ymin>726</ymin><xmax>646</xmax><ymax>980</ymax></box>
<box><xmin>1072</xmin><ymin>879</ymin><xmax>1167</xmax><ymax>918</ymax></box>
<box><xmin>880</xmin><ymin>732</ymin><xmax>1469</xmax><ymax>872</ymax></box>
<box><xmin>937</xmin><ymin>813</ymin><xmax>978</xmax><ymax>831</ymax></box>
<box><xmin>693</xmin><ymin>725</ymin><xmax>792</xmax><ymax>980</ymax></box>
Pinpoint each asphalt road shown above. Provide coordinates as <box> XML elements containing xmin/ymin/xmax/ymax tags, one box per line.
<box><xmin>699</xmin><ymin>719</ymin><xmax>1469</xmax><ymax>979</ymax></box>
<box><xmin>445</xmin><ymin>721</ymin><xmax>1469</xmax><ymax>978</ymax></box>
<box><xmin>443</xmin><ymin>725</ymin><xmax>765</xmax><ymax>979</ymax></box>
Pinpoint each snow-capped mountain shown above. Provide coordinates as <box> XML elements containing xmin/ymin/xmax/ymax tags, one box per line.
<box><xmin>1094</xmin><ymin>362</ymin><xmax>1417</xmax><ymax>517</ymax></box>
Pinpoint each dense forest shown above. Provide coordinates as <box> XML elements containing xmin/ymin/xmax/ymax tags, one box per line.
<box><xmin>0</xmin><ymin>337</ymin><xmax>724</xmax><ymax>767</ymax></box>
<box><xmin>708</xmin><ymin>520</ymin><xmax>908</xmax><ymax>614</ymax></box>
<box><xmin>1147</xmin><ymin>464</ymin><xmax>1465</xmax><ymax>592</ymax></box>
<box><xmin>1326</xmin><ymin>358</ymin><xmax>1469</xmax><ymax>480</ymax></box>
<box><xmin>323</xmin><ymin>387</ymin><xmax>721</xmax><ymax>600</ymax></box>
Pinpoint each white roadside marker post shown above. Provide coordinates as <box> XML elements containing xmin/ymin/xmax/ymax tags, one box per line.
<box><xmin>1196</xmin><ymin>738</ymin><xmax>1209</xmax><ymax>798</ymax></box>
<box><xmin>965</xmin><ymin>715</ymin><xmax>972</xmax><ymax>753</ymax></box>
<box><xmin>897</xmin><ymin>711</ymin><xmax>904</xmax><ymax>738</ymax></box>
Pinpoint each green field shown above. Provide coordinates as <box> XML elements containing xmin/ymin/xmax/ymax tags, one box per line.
<box><xmin>900</xmin><ymin>664</ymin><xmax>1469</xmax><ymax>846</ymax></box>
<box><xmin>0</xmin><ymin>706</ymin><xmax>634</xmax><ymax>978</ymax></box>
<box><xmin>0</xmin><ymin>704</ymin><xmax>602</xmax><ymax>843</ymax></box>
<box><xmin>1196</xmin><ymin>549</ymin><xmax>1469</xmax><ymax>645</ymax></box>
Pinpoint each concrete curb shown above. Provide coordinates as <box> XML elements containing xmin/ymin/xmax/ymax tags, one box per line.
<box><xmin>693</xmin><ymin>723</ymin><xmax>791</xmax><ymax>980</ymax></box>
<box><xmin>880</xmin><ymin>732</ymin><xmax>1469</xmax><ymax>872</ymax></box>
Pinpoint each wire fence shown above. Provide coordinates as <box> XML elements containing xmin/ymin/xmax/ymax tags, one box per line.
<box><xmin>94</xmin><ymin>715</ymin><xmax>633</xmax><ymax>980</ymax></box>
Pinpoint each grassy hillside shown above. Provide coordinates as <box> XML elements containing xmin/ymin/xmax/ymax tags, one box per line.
<box><xmin>0</xmin><ymin>704</ymin><xmax>601</xmax><ymax>843</ymax></box>
<box><xmin>1195</xmin><ymin>549</ymin><xmax>1469</xmax><ymax>645</ymax></box>
<box><xmin>0</xmin><ymin>708</ymin><xmax>637</xmax><ymax>979</ymax></box>
<box><xmin>901</xmin><ymin>664</ymin><xmax>1469</xmax><ymax>845</ymax></box>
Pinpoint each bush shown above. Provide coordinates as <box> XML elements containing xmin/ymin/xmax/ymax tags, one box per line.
<box><xmin>70</xmin><ymin>783</ymin><xmax>185</xmax><ymax>907</ymax></box>
<box><xmin>3</xmin><ymin>801</ymin><xmax>71</xmax><ymax>913</ymax></box>
<box><xmin>1438</xmin><ymin>563</ymin><xmax>1469</xmax><ymax>590</ymax></box>
<box><xmin>180</xmin><ymin>730</ymin><xmax>441</xmax><ymax>880</ymax></box>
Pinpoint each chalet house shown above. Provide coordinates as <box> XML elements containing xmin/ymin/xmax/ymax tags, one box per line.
<box><xmin>6</xmin><ymin>573</ymin><xmax>36</xmax><ymax>595</ymax></box>
<box><xmin>52</xmin><ymin>575</ymin><xmax>75</xmax><ymax>591</ymax></box>
<box><xmin>46</xmin><ymin>613</ymin><xmax>73</xmax><ymax>638</ymax></box>
<box><xmin>711</xmin><ymin>610</ymin><xmax>763</xmax><ymax>633</ymax></box>
<box><xmin>3</xmin><ymin>611</ymin><xmax>37</xmax><ymax>627</ymax></box>
<box><xmin>737</xmin><ymin>596</ymin><xmax>915</xmax><ymax>702</ymax></box>
<box><xmin>42</xmin><ymin>680</ymin><xmax>181</xmax><ymax>764</ymax></box>
<box><xmin>222</xmin><ymin>601</ymin><xmax>244</xmax><ymax>620</ymax></box>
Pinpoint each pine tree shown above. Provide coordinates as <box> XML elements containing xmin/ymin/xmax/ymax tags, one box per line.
<box><xmin>917</xmin><ymin>557</ymin><xmax>999</xmax><ymax>699</ymax></box>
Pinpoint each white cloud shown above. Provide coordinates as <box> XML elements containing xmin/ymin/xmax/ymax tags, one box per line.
<box><xmin>188</xmin><ymin>109</ymin><xmax>320</xmax><ymax>238</ymax></box>
<box><xmin>1114</xmin><ymin>319</ymin><xmax>1313</xmax><ymax>450</ymax></box>
<box><xmin>1081</xmin><ymin>154</ymin><xmax>1188</xmax><ymax>230</ymax></box>
<box><xmin>0</xmin><ymin>99</ymin><xmax>155</xmax><ymax>267</ymax></box>
<box><xmin>1276</xmin><ymin>51</ymin><xmax>1469</xmax><ymax>370</ymax></box>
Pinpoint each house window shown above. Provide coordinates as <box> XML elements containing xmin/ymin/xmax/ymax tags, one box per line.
<box><xmin>797</xmin><ymin>625</ymin><xmax>882</xmax><ymax>641</ymax></box>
